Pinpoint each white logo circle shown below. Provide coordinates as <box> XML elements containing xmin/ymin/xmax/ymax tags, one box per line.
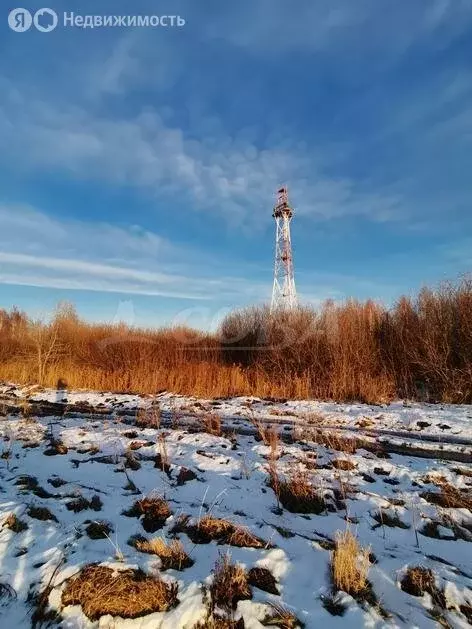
<box><xmin>8</xmin><ymin>8</ymin><xmax>32</xmax><ymax>32</ymax></box>
<box><xmin>33</xmin><ymin>7</ymin><xmax>58</xmax><ymax>32</ymax></box>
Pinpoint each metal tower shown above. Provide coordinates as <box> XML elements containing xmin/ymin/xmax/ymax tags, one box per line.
<box><xmin>271</xmin><ymin>186</ymin><xmax>297</xmax><ymax>311</ymax></box>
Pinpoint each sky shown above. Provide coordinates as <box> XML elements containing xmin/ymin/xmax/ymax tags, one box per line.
<box><xmin>1</xmin><ymin>0</ymin><xmax>471</xmax><ymax>329</ymax></box>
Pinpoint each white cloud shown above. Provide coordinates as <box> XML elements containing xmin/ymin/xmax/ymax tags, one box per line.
<box><xmin>0</xmin><ymin>2</ymin><xmax>470</xmax><ymax>234</ymax></box>
<box><xmin>0</xmin><ymin>0</ymin><xmax>469</xmax><ymax>314</ymax></box>
<box><xmin>0</xmin><ymin>88</ymin><xmax>405</xmax><ymax>227</ymax></box>
<box><xmin>5</xmin><ymin>2</ymin><xmax>467</xmax><ymax>230</ymax></box>
<box><xmin>0</xmin><ymin>252</ymin><xmax>182</xmax><ymax>285</ymax></box>
<box><xmin>0</xmin><ymin>203</ymin><xmax>170</xmax><ymax>263</ymax></box>
<box><xmin>0</xmin><ymin>203</ymin><xmax>270</xmax><ymax>302</ymax></box>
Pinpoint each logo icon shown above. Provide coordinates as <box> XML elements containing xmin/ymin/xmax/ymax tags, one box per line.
<box><xmin>33</xmin><ymin>8</ymin><xmax>58</xmax><ymax>32</ymax></box>
<box><xmin>8</xmin><ymin>7</ymin><xmax>32</xmax><ymax>32</ymax></box>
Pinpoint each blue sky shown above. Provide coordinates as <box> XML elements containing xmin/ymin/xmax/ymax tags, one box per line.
<box><xmin>1</xmin><ymin>0</ymin><xmax>471</xmax><ymax>328</ymax></box>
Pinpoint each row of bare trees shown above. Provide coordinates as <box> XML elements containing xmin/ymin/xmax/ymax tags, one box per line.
<box><xmin>0</xmin><ymin>277</ymin><xmax>471</xmax><ymax>402</ymax></box>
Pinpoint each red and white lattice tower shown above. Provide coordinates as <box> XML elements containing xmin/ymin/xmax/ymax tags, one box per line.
<box><xmin>271</xmin><ymin>186</ymin><xmax>297</xmax><ymax>311</ymax></box>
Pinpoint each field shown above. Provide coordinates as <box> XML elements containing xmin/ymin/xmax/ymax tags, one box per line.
<box><xmin>0</xmin><ymin>382</ymin><xmax>471</xmax><ymax>628</ymax></box>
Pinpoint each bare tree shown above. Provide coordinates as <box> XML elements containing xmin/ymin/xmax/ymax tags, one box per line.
<box><xmin>29</xmin><ymin>320</ymin><xmax>62</xmax><ymax>385</ymax></box>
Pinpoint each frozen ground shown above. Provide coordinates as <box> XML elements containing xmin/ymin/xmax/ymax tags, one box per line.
<box><xmin>0</xmin><ymin>382</ymin><xmax>471</xmax><ymax>628</ymax></box>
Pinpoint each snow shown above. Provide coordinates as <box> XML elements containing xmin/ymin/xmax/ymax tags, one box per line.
<box><xmin>0</xmin><ymin>382</ymin><xmax>471</xmax><ymax>628</ymax></box>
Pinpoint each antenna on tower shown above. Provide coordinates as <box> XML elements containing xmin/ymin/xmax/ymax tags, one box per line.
<box><xmin>271</xmin><ymin>186</ymin><xmax>297</xmax><ymax>311</ymax></box>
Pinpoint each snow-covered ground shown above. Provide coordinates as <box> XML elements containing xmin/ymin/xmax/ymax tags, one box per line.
<box><xmin>0</xmin><ymin>383</ymin><xmax>471</xmax><ymax>628</ymax></box>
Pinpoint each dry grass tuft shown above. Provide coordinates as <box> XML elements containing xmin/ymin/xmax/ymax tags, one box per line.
<box><xmin>332</xmin><ymin>458</ymin><xmax>356</xmax><ymax>471</ymax></box>
<box><xmin>372</xmin><ymin>509</ymin><xmax>410</xmax><ymax>530</ymax></box>
<box><xmin>124</xmin><ymin>448</ymin><xmax>141</xmax><ymax>471</ymax></box>
<box><xmin>247</xmin><ymin>567</ymin><xmax>279</xmax><ymax>595</ymax></box>
<box><xmin>193</xmin><ymin>615</ymin><xmax>245</xmax><ymax>628</ymax></box>
<box><xmin>315</xmin><ymin>431</ymin><xmax>358</xmax><ymax>454</ymax></box>
<box><xmin>123</xmin><ymin>495</ymin><xmax>172</xmax><ymax>533</ymax></box>
<box><xmin>210</xmin><ymin>553</ymin><xmax>251</xmax><ymax>612</ymax></box>
<box><xmin>421</xmin><ymin>484</ymin><xmax>472</xmax><ymax>510</ymax></box>
<box><xmin>251</xmin><ymin>416</ymin><xmax>268</xmax><ymax>443</ymax></box>
<box><xmin>262</xmin><ymin>603</ymin><xmax>304</xmax><ymax>628</ymax></box>
<box><xmin>459</xmin><ymin>604</ymin><xmax>472</xmax><ymax>623</ymax></box>
<box><xmin>3</xmin><ymin>512</ymin><xmax>28</xmax><ymax>533</ymax></box>
<box><xmin>44</xmin><ymin>439</ymin><xmax>68</xmax><ymax>456</ymax></box>
<box><xmin>177</xmin><ymin>467</ymin><xmax>197</xmax><ymax>485</ymax></box>
<box><xmin>331</xmin><ymin>530</ymin><xmax>370</xmax><ymax>597</ymax></box>
<box><xmin>27</xmin><ymin>505</ymin><xmax>58</xmax><ymax>522</ymax></box>
<box><xmin>400</xmin><ymin>566</ymin><xmax>446</xmax><ymax>609</ymax></box>
<box><xmin>184</xmin><ymin>515</ymin><xmax>268</xmax><ymax>548</ymax></box>
<box><xmin>66</xmin><ymin>494</ymin><xmax>102</xmax><ymax>513</ymax></box>
<box><xmin>135</xmin><ymin>537</ymin><xmax>194</xmax><ymax>570</ymax></box>
<box><xmin>266</xmin><ymin>427</ymin><xmax>280</xmax><ymax>453</ymax></box>
<box><xmin>62</xmin><ymin>564</ymin><xmax>178</xmax><ymax>620</ymax></box>
<box><xmin>16</xmin><ymin>475</ymin><xmax>53</xmax><ymax>498</ymax></box>
<box><xmin>227</xmin><ymin>525</ymin><xmax>268</xmax><ymax>549</ymax></box>
<box><xmin>136</xmin><ymin>405</ymin><xmax>161</xmax><ymax>429</ymax></box>
<box><xmin>400</xmin><ymin>566</ymin><xmax>449</xmax><ymax>608</ymax></box>
<box><xmin>202</xmin><ymin>412</ymin><xmax>222</xmax><ymax>437</ymax></box>
<box><xmin>400</xmin><ymin>567</ymin><xmax>436</xmax><ymax>597</ymax></box>
<box><xmin>421</xmin><ymin>473</ymin><xmax>448</xmax><ymax>486</ymax></box>
<box><xmin>192</xmin><ymin>515</ymin><xmax>233</xmax><ymax>543</ymax></box>
<box><xmin>85</xmin><ymin>520</ymin><xmax>112</xmax><ymax>539</ymax></box>
<box><xmin>251</xmin><ymin>416</ymin><xmax>279</xmax><ymax>450</ymax></box>
<box><xmin>273</xmin><ymin>470</ymin><xmax>325</xmax><ymax>514</ymax></box>
<box><xmin>154</xmin><ymin>434</ymin><xmax>171</xmax><ymax>475</ymax></box>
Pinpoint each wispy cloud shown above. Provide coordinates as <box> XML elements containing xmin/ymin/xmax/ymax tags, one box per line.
<box><xmin>0</xmin><ymin>203</ymin><xmax>170</xmax><ymax>263</ymax></box>
<box><xmin>2</xmin><ymin>1</ymin><xmax>470</xmax><ymax>230</ymax></box>
<box><xmin>204</xmin><ymin>0</ymin><xmax>472</xmax><ymax>62</ymax></box>
<box><xmin>0</xmin><ymin>204</ymin><xmax>269</xmax><ymax>301</ymax></box>
<box><xmin>0</xmin><ymin>87</ymin><xmax>406</xmax><ymax>227</ymax></box>
<box><xmin>0</xmin><ymin>252</ymin><xmax>186</xmax><ymax>285</ymax></box>
<box><xmin>0</xmin><ymin>0</ymin><xmax>470</xmax><ymax>317</ymax></box>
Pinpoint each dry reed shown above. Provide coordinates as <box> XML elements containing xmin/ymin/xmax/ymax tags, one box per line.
<box><xmin>1</xmin><ymin>277</ymin><xmax>471</xmax><ymax>403</ymax></box>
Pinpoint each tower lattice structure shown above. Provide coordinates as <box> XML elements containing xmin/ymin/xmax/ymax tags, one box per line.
<box><xmin>271</xmin><ymin>186</ymin><xmax>297</xmax><ymax>311</ymax></box>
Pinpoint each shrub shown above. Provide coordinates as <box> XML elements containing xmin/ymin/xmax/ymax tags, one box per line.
<box><xmin>1</xmin><ymin>277</ymin><xmax>470</xmax><ymax>404</ymax></box>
